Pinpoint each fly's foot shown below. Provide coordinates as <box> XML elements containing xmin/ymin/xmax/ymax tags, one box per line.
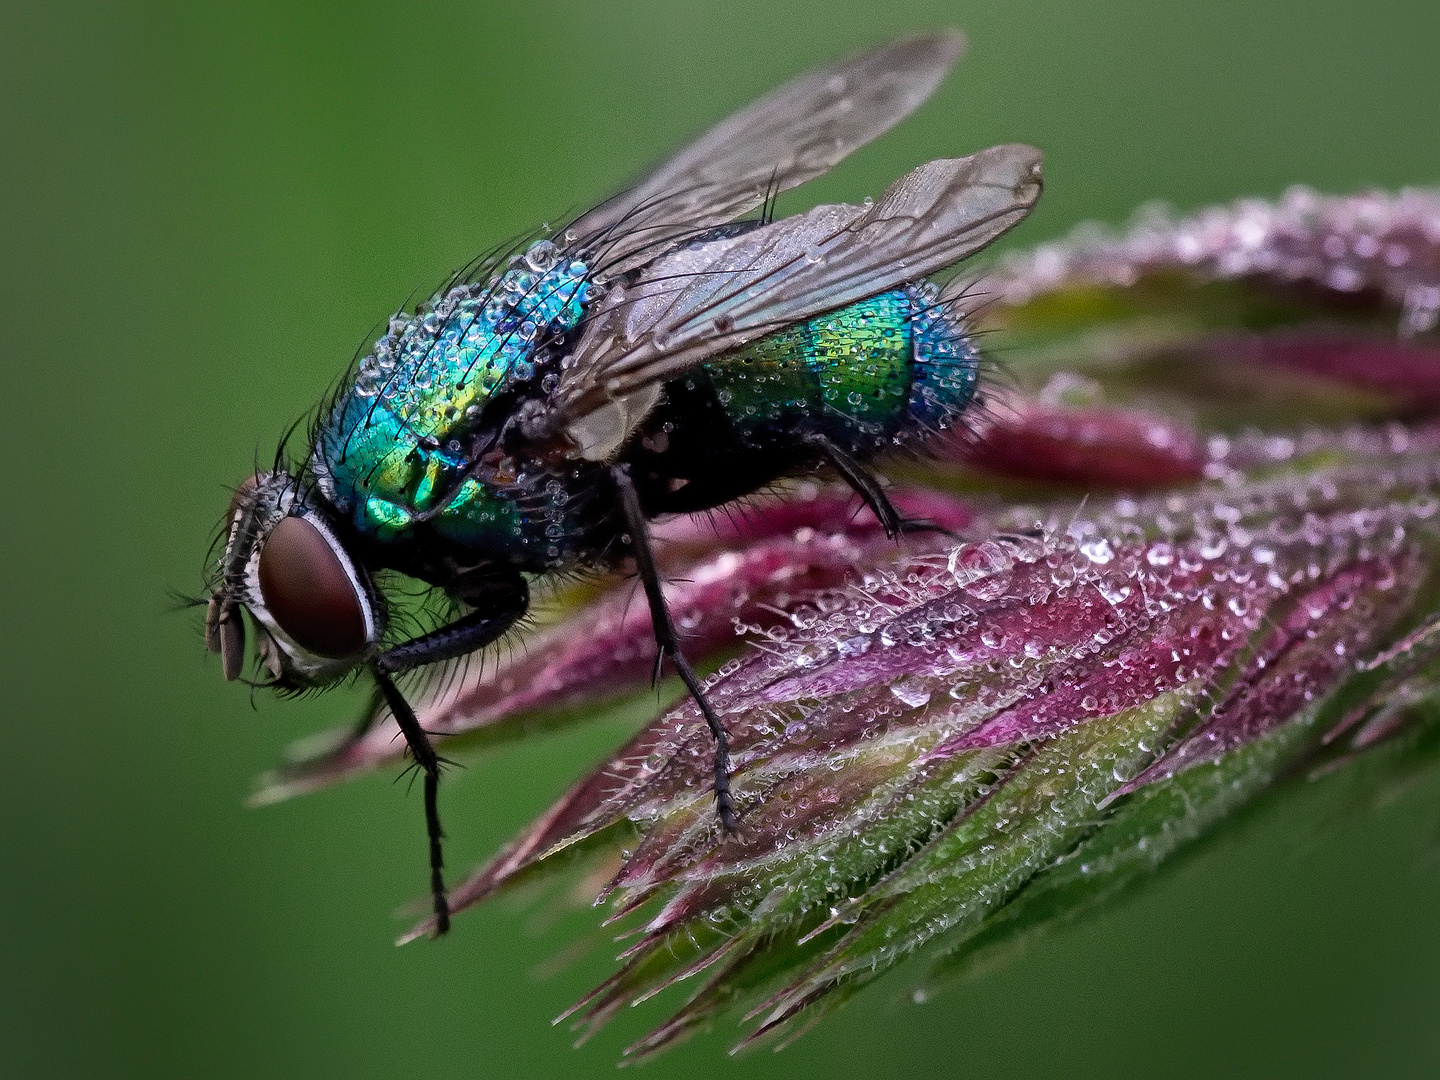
<box><xmin>672</xmin><ymin>648</ymin><xmax>740</xmax><ymax>836</ymax></box>
<box><xmin>895</xmin><ymin>517</ymin><xmax>963</xmax><ymax>543</ymax></box>
<box><xmin>712</xmin><ymin>741</ymin><xmax>739</xmax><ymax>835</ymax></box>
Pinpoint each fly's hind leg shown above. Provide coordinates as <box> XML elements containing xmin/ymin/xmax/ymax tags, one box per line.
<box><xmin>804</xmin><ymin>432</ymin><xmax>959</xmax><ymax>541</ymax></box>
<box><xmin>611</xmin><ymin>463</ymin><xmax>738</xmax><ymax>832</ymax></box>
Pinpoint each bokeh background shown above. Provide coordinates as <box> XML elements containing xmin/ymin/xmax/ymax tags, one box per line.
<box><xmin>4</xmin><ymin>1</ymin><xmax>1440</xmax><ymax>1076</ymax></box>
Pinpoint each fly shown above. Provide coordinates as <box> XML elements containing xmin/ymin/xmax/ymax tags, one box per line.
<box><xmin>203</xmin><ymin>30</ymin><xmax>1042</xmax><ymax>934</ymax></box>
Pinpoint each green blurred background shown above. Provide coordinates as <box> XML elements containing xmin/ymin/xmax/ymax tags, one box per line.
<box><xmin>4</xmin><ymin>1</ymin><xmax>1440</xmax><ymax>1076</ymax></box>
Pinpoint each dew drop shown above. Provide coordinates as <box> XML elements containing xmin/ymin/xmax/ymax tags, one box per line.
<box><xmin>1199</xmin><ymin>535</ymin><xmax>1228</xmax><ymax>560</ymax></box>
<box><xmin>890</xmin><ymin>678</ymin><xmax>932</xmax><ymax>709</ymax></box>
<box><xmin>1098</xmin><ymin>577</ymin><xmax>1132</xmax><ymax>605</ymax></box>
<box><xmin>979</xmin><ymin>625</ymin><xmax>1007</xmax><ymax>649</ymax></box>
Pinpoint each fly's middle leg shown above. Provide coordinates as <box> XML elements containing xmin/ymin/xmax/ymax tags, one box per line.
<box><xmin>611</xmin><ymin>463</ymin><xmax>738</xmax><ymax>832</ymax></box>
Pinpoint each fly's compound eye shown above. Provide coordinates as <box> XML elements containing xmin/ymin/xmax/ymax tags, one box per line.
<box><xmin>257</xmin><ymin>515</ymin><xmax>369</xmax><ymax>659</ymax></box>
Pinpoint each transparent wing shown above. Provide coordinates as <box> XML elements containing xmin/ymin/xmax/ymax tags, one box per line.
<box><xmin>550</xmin><ymin>144</ymin><xmax>1042</xmax><ymax>456</ymax></box>
<box><xmin>566</xmin><ymin>30</ymin><xmax>966</xmax><ymax>274</ymax></box>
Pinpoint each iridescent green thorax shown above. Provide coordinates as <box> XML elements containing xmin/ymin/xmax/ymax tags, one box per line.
<box><xmin>313</xmin><ymin>242</ymin><xmax>590</xmax><ymax>565</ymax></box>
<box><xmin>705</xmin><ymin>284</ymin><xmax>978</xmax><ymax>450</ymax></box>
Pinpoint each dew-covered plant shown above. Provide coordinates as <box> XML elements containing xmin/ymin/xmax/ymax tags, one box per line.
<box><xmin>260</xmin><ymin>187</ymin><xmax>1440</xmax><ymax>1058</ymax></box>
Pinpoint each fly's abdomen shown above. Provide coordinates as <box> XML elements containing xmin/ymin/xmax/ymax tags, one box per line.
<box><xmin>703</xmin><ymin>283</ymin><xmax>979</xmax><ymax>454</ymax></box>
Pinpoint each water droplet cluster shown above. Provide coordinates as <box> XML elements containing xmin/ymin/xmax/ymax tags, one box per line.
<box><xmin>992</xmin><ymin>186</ymin><xmax>1440</xmax><ymax>336</ymax></box>
<box><xmin>275</xmin><ymin>179</ymin><xmax>1440</xmax><ymax>1057</ymax></box>
<box><xmin>434</xmin><ymin>435</ymin><xmax>1440</xmax><ymax>1054</ymax></box>
<box><xmin>351</xmin><ymin>242</ymin><xmax>588</xmax><ymax>408</ymax></box>
<box><xmin>906</xmin><ymin>280</ymin><xmax>981</xmax><ymax>427</ymax></box>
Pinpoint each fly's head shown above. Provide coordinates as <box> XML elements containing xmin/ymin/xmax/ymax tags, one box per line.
<box><xmin>206</xmin><ymin>472</ymin><xmax>383</xmax><ymax>689</ymax></box>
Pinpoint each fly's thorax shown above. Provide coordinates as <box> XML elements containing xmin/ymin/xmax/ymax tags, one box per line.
<box><xmin>311</xmin><ymin>428</ymin><xmax>604</xmax><ymax>578</ymax></box>
<box><xmin>207</xmin><ymin>472</ymin><xmax>384</xmax><ymax>687</ymax></box>
<box><xmin>425</xmin><ymin>459</ymin><xmax>605</xmax><ymax>572</ymax></box>
<box><xmin>313</xmin><ymin>243</ymin><xmax>593</xmax><ymax>554</ymax></box>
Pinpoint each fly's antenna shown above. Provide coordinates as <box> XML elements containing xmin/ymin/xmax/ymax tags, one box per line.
<box><xmin>166</xmin><ymin>590</ymin><xmax>210</xmax><ymax>614</ymax></box>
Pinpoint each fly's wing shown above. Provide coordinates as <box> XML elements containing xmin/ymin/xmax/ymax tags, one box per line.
<box><xmin>566</xmin><ymin>30</ymin><xmax>966</xmax><ymax>274</ymax></box>
<box><xmin>548</xmin><ymin>144</ymin><xmax>1042</xmax><ymax>459</ymax></box>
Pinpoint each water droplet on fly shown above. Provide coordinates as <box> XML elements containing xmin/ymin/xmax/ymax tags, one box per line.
<box><xmin>524</xmin><ymin>240</ymin><xmax>559</xmax><ymax>272</ymax></box>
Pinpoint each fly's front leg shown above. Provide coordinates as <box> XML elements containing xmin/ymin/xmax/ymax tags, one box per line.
<box><xmin>804</xmin><ymin>432</ymin><xmax>959</xmax><ymax>541</ymax></box>
<box><xmin>611</xmin><ymin>464</ymin><xmax>738</xmax><ymax>832</ymax></box>
<box><xmin>371</xmin><ymin>573</ymin><xmax>529</xmax><ymax>935</ymax></box>
<box><xmin>370</xmin><ymin>667</ymin><xmax>451</xmax><ymax>934</ymax></box>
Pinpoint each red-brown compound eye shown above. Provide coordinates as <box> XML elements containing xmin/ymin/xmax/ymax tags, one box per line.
<box><xmin>257</xmin><ymin>516</ymin><xmax>368</xmax><ymax>658</ymax></box>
